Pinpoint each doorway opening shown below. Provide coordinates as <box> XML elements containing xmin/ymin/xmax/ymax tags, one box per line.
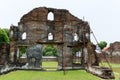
<box><xmin>72</xmin><ymin>47</ymin><xmax>82</xmax><ymax>67</ymax></box>
<box><xmin>42</xmin><ymin>44</ymin><xmax>58</xmax><ymax>70</ymax></box>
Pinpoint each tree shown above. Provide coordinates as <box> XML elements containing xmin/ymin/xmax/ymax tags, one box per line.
<box><xmin>3</xmin><ymin>28</ymin><xmax>9</xmax><ymax>37</ymax></box>
<box><xmin>0</xmin><ymin>28</ymin><xmax>9</xmax><ymax>43</ymax></box>
<box><xmin>43</xmin><ymin>45</ymin><xmax>58</xmax><ymax>56</ymax></box>
<box><xmin>98</xmin><ymin>41</ymin><xmax>107</xmax><ymax>49</ymax></box>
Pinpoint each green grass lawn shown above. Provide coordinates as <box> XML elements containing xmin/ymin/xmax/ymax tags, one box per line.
<box><xmin>0</xmin><ymin>62</ymin><xmax>100</xmax><ymax>80</ymax></box>
<box><xmin>100</xmin><ymin>62</ymin><xmax>120</xmax><ymax>68</ymax></box>
<box><xmin>0</xmin><ymin>70</ymin><xmax>100</xmax><ymax>80</ymax></box>
<box><xmin>0</xmin><ymin>62</ymin><xmax>120</xmax><ymax>80</ymax></box>
<box><xmin>42</xmin><ymin>62</ymin><xmax>58</xmax><ymax>70</ymax></box>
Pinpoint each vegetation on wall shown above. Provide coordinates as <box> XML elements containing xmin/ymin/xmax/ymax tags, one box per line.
<box><xmin>43</xmin><ymin>45</ymin><xmax>58</xmax><ymax>56</ymax></box>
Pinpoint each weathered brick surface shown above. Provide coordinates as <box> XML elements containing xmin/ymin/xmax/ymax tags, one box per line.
<box><xmin>0</xmin><ymin>43</ymin><xmax>9</xmax><ymax>65</ymax></box>
<box><xmin>10</xmin><ymin>7</ymin><xmax>91</xmax><ymax>68</ymax></box>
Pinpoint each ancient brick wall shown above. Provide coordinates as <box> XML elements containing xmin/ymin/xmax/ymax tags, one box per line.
<box><xmin>17</xmin><ymin>7</ymin><xmax>89</xmax><ymax>44</ymax></box>
<box><xmin>0</xmin><ymin>43</ymin><xmax>9</xmax><ymax>65</ymax></box>
<box><xmin>101</xmin><ymin>42</ymin><xmax>120</xmax><ymax>63</ymax></box>
<box><xmin>10</xmin><ymin>7</ymin><xmax>91</xmax><ymax>68</ymax></box>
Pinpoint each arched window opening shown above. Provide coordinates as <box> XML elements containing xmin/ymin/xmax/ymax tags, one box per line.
<box><xmin>73</xmin><ymin>33</ymin><xmax>79</xmax><ymax>41</ymax></box>
<box><xmin>10</xmin><ymin>30</ymin><xmax>14</xmax><ymax>38</ymax></box>
<box><xmin>47</xmin><ymin>12</ymin><xmax>54</xmax><ymax>21</ymax></box>
<box><xmin>22</xmin><ymin>32</ymin><xmax>27</xmax><ymax>40</ymax></box>
<box><xmin>48</xmin><ymin>33</ymin><xmax>53</xmax><ymax>40</ymax></box>
<box><xmin>85</xmin><ymin>33</ymin><xmax>90</xmax><ymax>40</ymax></box>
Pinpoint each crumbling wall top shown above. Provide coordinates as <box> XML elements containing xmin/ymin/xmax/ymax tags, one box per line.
<box><xmin>20</xmin><ymin>7</ymin><xmax>82</xmax><ymax>23</ymax></box>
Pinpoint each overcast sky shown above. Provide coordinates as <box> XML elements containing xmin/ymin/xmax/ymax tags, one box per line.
<box><xmin>0</xmin><ymin>0</ymin><xmax>120</xmax><ymax>45</ymax></box>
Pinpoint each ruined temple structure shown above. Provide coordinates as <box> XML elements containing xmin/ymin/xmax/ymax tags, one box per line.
<box><xmin>9</xmin><ymin>7</ymin><xmax>114</xmax><ymax>79</ymax></box>
<box><xmin>102</xmin><ymin>41</ymin><xmax>120</xmax><ymax>63</ymax></box>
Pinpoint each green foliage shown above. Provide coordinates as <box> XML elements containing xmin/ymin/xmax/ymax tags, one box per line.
<box><xmin>3</xmin><ymin>28</ymin><xmax>9</xmax><ymax>37</ymax></box>
<box><xmin>19</xmin><ymin>47</ymin><xmax>27</xmax><ymax>57</ymax></box>
<box><xmin>43</xmin><ymin>45</ymin><xmax>58</xmax><ymax>56</ymax></box>
<box><xmin>98</xmin><ymin>41</ymin><xmax>107</xmax><ymax>49</ymax></box>
<box><xmin>0</xmin><ymin>28</ymin><xmax>9</xmax><ymax>43</ymax></box>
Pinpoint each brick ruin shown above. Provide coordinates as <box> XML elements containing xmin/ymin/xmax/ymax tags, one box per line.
<box><xmin>0</xmin><ymin>43</ymin><xmax>9</xmax><ymax>65</ymax></box>
<box><xmin>10</xmin><ymin>7</ymin><xmax>92</xmax><ymax>67</ymax></box>
<box><xmin>102</xmin><ymin>41</ymin><xmax>120</xmax><ymax>63</ymax></box>
<box><xmin>8</xmin><ymin>7</ymin><xmax>114</xmax><ymax>79</ymax></box>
